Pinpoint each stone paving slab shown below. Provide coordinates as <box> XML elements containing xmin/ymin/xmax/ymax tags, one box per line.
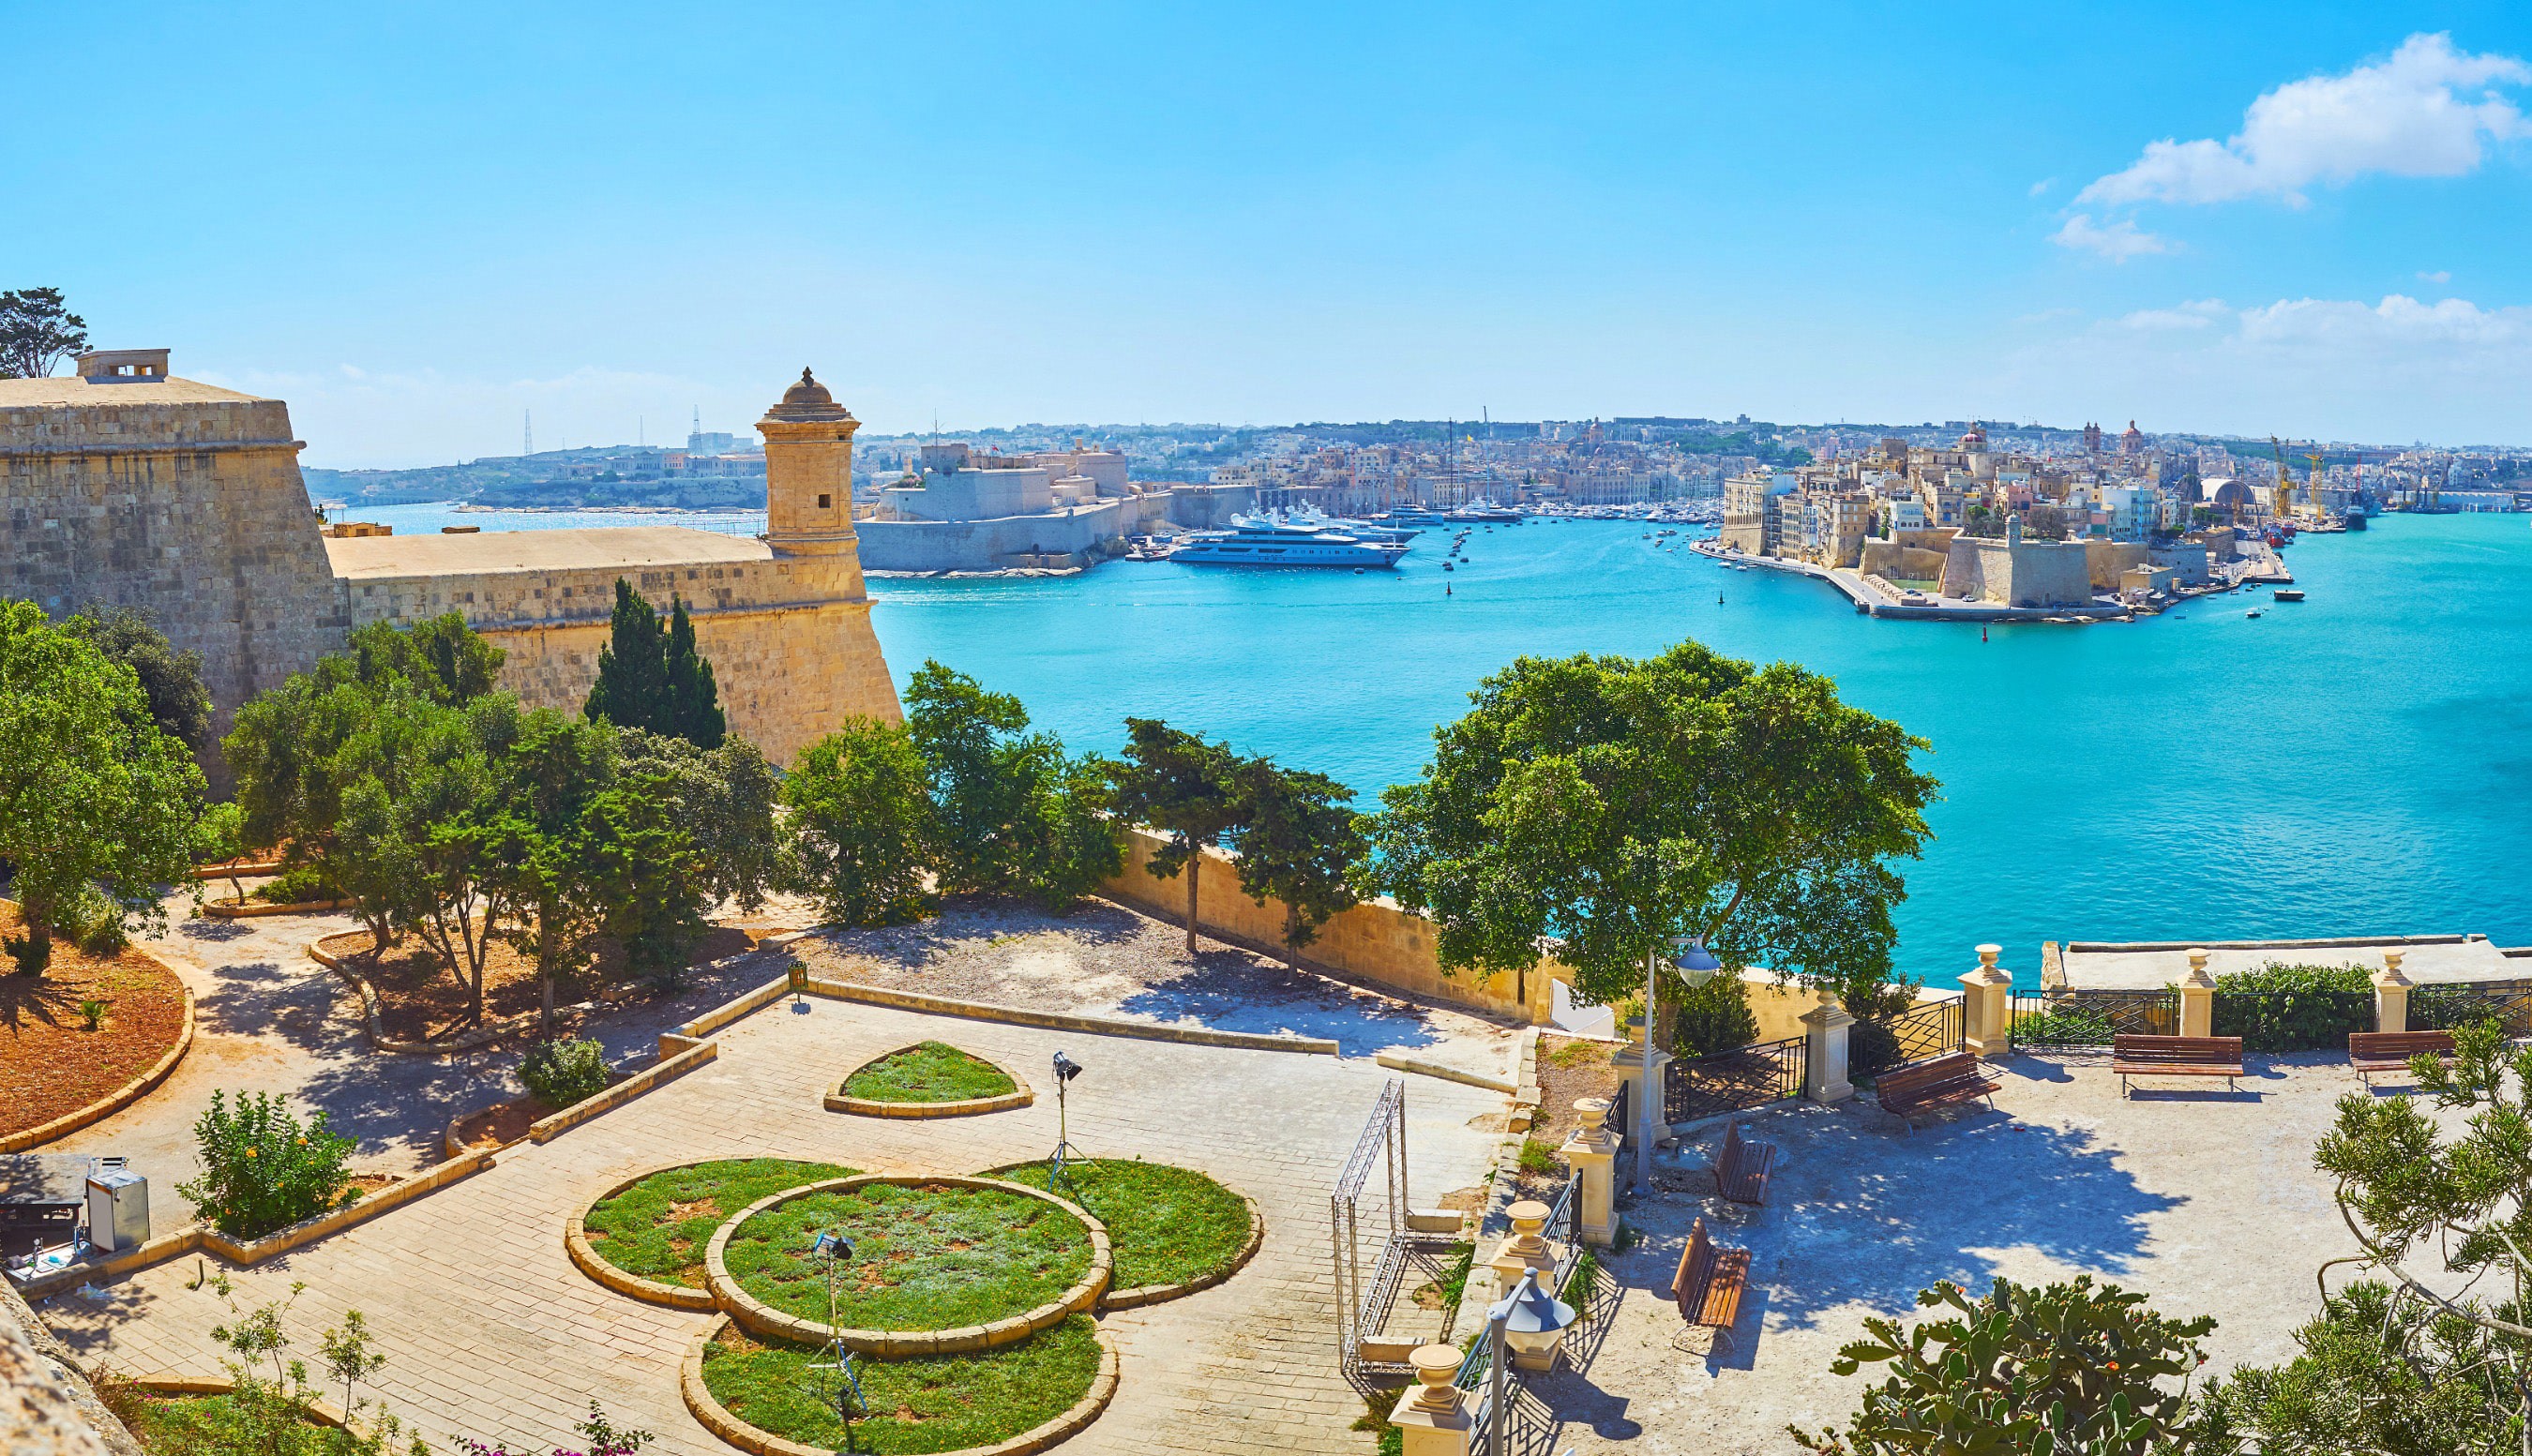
<box><xmin>41</xmin><ymin>990</ymin><xmax>1505</xmax><ymax>1456</ymax></box>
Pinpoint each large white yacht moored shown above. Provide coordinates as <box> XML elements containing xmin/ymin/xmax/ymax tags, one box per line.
<box><xmin>1168</xmin><ymin>516</ymin><xmax>1410</xmax><ymax>568</ymax></box>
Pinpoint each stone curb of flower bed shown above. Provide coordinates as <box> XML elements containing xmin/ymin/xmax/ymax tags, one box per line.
<box><xmin>0</xmin><ymin>929</ymin><xmax>197</xmax><ymax>1156</ymax></box>
<box><xmin>702</xmin><ymin>1175</ymin><xmax>1112</xmax><ymax>1357</ymax></box>
<box><xmin>972</xmin><ymin>1163</ymin><xmax>1265</xmax><ymax>1311</ymax></box>
<box><xmin>203</xmin><ymin>897</ymin><xmax>354</xmax><ymax>919</ymax></box>
<box><xmin>563</xmin><ymin>1161</ymin><xmax>740</xmax><ymax>1313</ymax></box>
<box><xmin>679</xmin><ymin>1312</ymin><xmax>1120</xmax><ymax>1456</ymax></box>
<box><xmin>822</xmin><ymin>1044</ymin><xmax>1034</xmax><ymax>1118</ymax></box>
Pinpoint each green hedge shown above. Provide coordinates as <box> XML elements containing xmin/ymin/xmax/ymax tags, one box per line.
<box><xmin>2207</xmin><ymin>962</ymin><xmax>2373</xmax><ymax>1053</ymax></box>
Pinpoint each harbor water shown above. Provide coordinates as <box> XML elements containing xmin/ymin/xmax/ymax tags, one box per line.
<box><xmin>349</xmin><ymin>503</ymin><xmax>2532</xmax><ymax>984</ymax></box>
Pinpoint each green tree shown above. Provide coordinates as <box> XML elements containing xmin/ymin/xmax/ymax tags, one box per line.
<box><xmin>662</xmin><ymin>594</ymin><xmax>727</xmax><ymax>748</ymax></box>
<box><xmin>66</xmin><ymin>605</ymin><xmax>214</xmax><ymax>752</ymax></box>
<box><xmin>2194</xmin><ymin>1017</ymin><xmax>2532</xmax><ymax>1451</ymax></box>
<box><xmin>344</xmin><ymin>611</ymin><xmax>505</xmax><ymax>707</ymax></box>
<box><xmin>584</xmin><ymin>578</ymin><xmax>670</xmax><ymax>733</ymax></box>
<box><xmin>902</xmin><ymin>661</ymin><xmax>1121</xmax><ymax>909</ymax></box>
<box><xmin>578</xmin><ymin>774</ymin><xmax>712</xmax><ymax>987</ymax></box>
<box><xmin>1364</xmin><ymin>641</ymin><xmax>1936</xmax><ymax>1043</ymax></box>
<box><xmin>784</xmin><ymin>719</ymin><xmax>938</xmax><ymax>927</ymax></box>
<box><xmin>174</xmin><ymin>1089</ymin><xmax>359</xmax><ymax>1240</ymax></box>
<box><xmin>332</xmin><ymin>693</ymin><xmax>502</xmax><ymax>1021</ymax></box>
<box><xmin>1228</xmin><ymin>757</ymin><xmax>1364</xmax><ymax>969</ymax></box>
<box><xmin>1788</xmin><ymin>1275</ymin><xmax>2218</xmax><ymax>1455</ymax></box>
<box><xmin>1112</xmin><ymin>717</ymin><xmax>1246</xmax><ymax>957</ymax></box>
<box><xmin>615</xmin><ymin>728</ymin><xmax>780</xmax><ymax>917</ymax></box>
<box><xmin>0</xmin><ymin>601</ymin><xmax>204</xmax><ymax>973</ymax></box>
<box><xmin>0</xmin><ymin>287</ymin><xmax>87</xmax><ymax>379</ymax></box>
<box><xmin>191</xmin><ymin>799</ymin><xmax>251</xmax><ymax>907</ymax></box>
<box><xmin>476</xmin><ymin>708</ymin><xmax>618</xmax><ymax>1033</ymax></box>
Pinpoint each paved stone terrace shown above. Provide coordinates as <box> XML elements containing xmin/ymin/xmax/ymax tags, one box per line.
<box><xmin>40</xmin><ymin>988</ymin><xmax>1505</xmax><ymax>1456</ymax></box>
<box><xmin>1523</xmin><ymin>1051</ymin><xmax>2423</xmax><ymax>1454</ymax></box>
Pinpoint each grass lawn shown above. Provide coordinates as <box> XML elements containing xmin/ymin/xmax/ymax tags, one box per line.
<box><xmin>127</xmin><ymin>1393</ymin><xmax>335</xmax><ymax>1454</ymax></box>
<box><xmin>989</xmin><ymin>1159</ymin><xmax>1249</xmax><ymax>1290</ymax></box>
<box><xmin>841</xmin><ymin>1042</ymin><xmax>1017</xmax><ymax>1103</ymax></box>
<box><xmin>724</xmin><ymin>1181</ymin><xmax>1092</xmax><ymax>1331</ymax></box>
<box><xmin>583</xmin><ymin>1158</ymin><xmax>855</xmax><ymax>1289</ymax></box>
<box><xmin>701</xmin><ymin>1315</ymin><xmax>1101</xmax><ymax>1454</ymax></box>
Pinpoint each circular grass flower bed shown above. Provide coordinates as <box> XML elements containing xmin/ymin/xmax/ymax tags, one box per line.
<box><xmin>989</xmin><ymin>1159</ymin><xmax>1257</xmax><ymax>1299</ymax></box>
<box><xmin>582</xmin><ymin>1158</ymin><xmax>856</xmax><ymax>1290</ymax></box>
<box><xmin>720</xmin><ymin>1179</ymin><xmax>1094</xmax><ymax>1334</ymax></box>
<box><xmin>841</xmin><ymin>1042</ymin><xmax>1019</xmax><ymax>1103</ymax></box>
<box><xmin>695</xmin><ymin>1315</ymin><xmax>1107</xmax><ymax>1456</ymax></box>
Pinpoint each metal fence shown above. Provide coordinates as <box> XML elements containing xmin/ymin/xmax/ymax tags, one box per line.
<box><xmin>1455</xmin><ymin>1175</ymin><xmax>1585</xmax><ymax>1433</ymax></box>
<box><xmin>1851</xmin><ymin>995</ymin><xmax>1965</xmax><ymax>1079</ymax></box>
<box><xmin>2008</xmin><ymin>988</ymin><xmax>2180</xmax><ymax>1048</ymax></box>
<box><xmin>1332</xmin><ymin>1079</ymin><xmax>1414</xmax><ymax>1378</ymax></box>
<box><xmin>2414</xmin><ymin>978</ymin><xmax>2532</xmax><ymax>1036</ymax></box>
<box><xmin>1663</xmin><ymin>1034</ymin><xmax>1807</xmax><ymax>1125</ymax></box>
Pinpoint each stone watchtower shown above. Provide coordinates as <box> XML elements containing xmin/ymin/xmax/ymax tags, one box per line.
<box><xmin>758</xmin><ymin>368</ymin><xmax>861</xmax><ymax>561</ymax></box>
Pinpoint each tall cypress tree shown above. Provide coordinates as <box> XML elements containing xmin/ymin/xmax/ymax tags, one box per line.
<box><xmin>662</xmin><ymin>595</ymin><xmax>726</xmax><ymax>749</ymax></box>
<box><xmin>584</xmin><ymin>579</ymin><xmax>670</xmax><ymax>734</ymax></box>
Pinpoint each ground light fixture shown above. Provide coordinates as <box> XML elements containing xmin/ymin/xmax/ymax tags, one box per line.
<box><xmin>801</xmin><ymin>1229</ymin><xmax>869</xmax><ymax>1441</ymax></box>
<box><xmin>1491</xmin><ymin>1268</ymin><xmax>1577</xmax><ymax>1372</ymax></box>
<box><xmin>1047</xmin><ymin>1049</ymin><xmax>1089</xmax><ymax>1197</ymax></box>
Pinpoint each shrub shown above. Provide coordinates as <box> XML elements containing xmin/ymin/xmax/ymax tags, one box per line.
<box><xmin>2208</xmin><ymin>961</ymin><xmax>2373</xmax><ymax>1053</ymax></box>
<box><xmin>1675</xmin><ymin>971</ymin><xmax>1758</xmax><ymax>1058</ymax></box>
<box><xmin>252</xmin><ymin>863</ymin><xmax>340</xmax><ymax>906</ymax></box>
<box><xmin>78</xmin><ymin>998</ymin><xmax>107</xmax><ymax>1030</ymax></box>
<box><xmin>2010</xmin><ymin>1004</ymin><xmax>2117</xmax><ymax>1046</ymax></box>
<box><xmin>1788</xmin><ymin>1274</ymin><xmax>2219</xmax><ymax>1454</ymax></box>
<box><xmin>520</xmin><ymin>1036</ymin><xmax>611</xmax><ymax>1107</ymax></box>
<box><xmin>174</xmin><ymin>1090</ymin><xmax>358</xmax><ymax>1240</ymax></box>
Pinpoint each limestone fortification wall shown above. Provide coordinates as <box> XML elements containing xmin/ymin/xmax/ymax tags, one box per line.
<box><xmin>0</xmin><ymin>383</ymin><xmax>348</xmax><ymax>784</ymax></box>
<box><xmin>1100</xmin><ymin>827</ymin><xmax>1558</xmax><ymax>1024</ymax></box>
<box><xmin>1857</xmin><ymin>540</ymin><xmax>1950</xmax><ymax>582</ymax></box>
<box><xmin>330</xmin><ymin>530</ymin><xmax>900</xmax><ymax>762</ymax></box>
<box><xmin>1939</xmin><ymin>535</ymin><xmax>2093</xmax><ymax>608</ymax></box>
<box><xmin>859</xmin><ymin>496</ymin><xmax>1163</xmax><ymax>574</ymax></box>
<box><xmin>2084</xmin><ymin>540</ymin><xmax>2149</xmax><ymax>591</ymax></box>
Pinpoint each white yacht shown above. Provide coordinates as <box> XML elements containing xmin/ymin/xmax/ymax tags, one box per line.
<box><xmin>1169</xmin><ymin>517</ymin><xmax>1409</xmax><ymax>568</ymax></box>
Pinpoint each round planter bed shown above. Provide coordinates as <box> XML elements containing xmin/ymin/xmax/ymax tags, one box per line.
<box><xmin>683</xmin><ymin>1312</ymin><xmax>1116</xmax><ymax>1456</ymax></box>
<box><xmin>570</xmin><ymin>1158</ymin><xmax>857</xmax><ymax>1310</ymax></box>
<box><xmin>983</xmin><ymin>1159</ymin><xmax>1261</xmax><ymax>1309</ymax></box>
<box><xmin>825</xmin><ymin>1042</ymin><xmax>1032</xmax><ymax>1118</ymax></box>
<box><xmin>704</xmin><ymin>1175</ymin><xmax>1109</xmax><ymax>1356</ymax></box>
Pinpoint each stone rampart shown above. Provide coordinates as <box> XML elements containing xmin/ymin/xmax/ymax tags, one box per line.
<box><xmin>859</xmin><ymin>496</ymin><xmax>1162</xmax><ymax>573</ymax></box>
<box><xmin>1100</xmin><ymin>827</ymin><xmax>1560</xmax><ymax>1023</ymax></box>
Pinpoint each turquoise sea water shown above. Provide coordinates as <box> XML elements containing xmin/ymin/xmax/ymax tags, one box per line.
<box><xmin>355</xmin><ymin>503</ymin><xmax>2532</xmax><ymax>983</ymax></box>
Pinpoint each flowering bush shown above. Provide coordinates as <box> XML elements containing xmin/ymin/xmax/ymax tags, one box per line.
<box><xmin>174</xmin><ymin>1089</ymin><xmax>358</xmax><ymax>1239</ymax></box>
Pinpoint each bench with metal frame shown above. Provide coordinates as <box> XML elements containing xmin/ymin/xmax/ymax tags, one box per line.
<box><xmin>2110</xmin><ymin>1034</ymin><xmax>2244</xmax><ymax>1096</ymax></box>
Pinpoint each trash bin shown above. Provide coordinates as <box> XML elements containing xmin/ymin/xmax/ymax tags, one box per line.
<box><xmin>85</xmin><ymin>1168</ymin><xmax>149</xmax><ymax>1253</ymax></box>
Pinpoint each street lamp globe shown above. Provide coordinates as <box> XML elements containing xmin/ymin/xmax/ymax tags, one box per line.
<box><xmin>1489</xmin><ymin>1269</ymin><xmax>1578</xmax><ymax>1372</ymax></box>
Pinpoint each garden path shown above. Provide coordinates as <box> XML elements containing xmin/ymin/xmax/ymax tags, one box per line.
<box><xmin>39</xmin><ymin>988</ymin><xmax>1506</xmax><ymax>1456</ymax></box>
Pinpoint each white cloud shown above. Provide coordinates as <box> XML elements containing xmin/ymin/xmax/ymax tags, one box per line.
<box><xmin>2027</xmin><ymin>177</ymin><xmax>2056</xmax><ymax>198</ymax></box>
<box><xmin>2051</xmin><ymin>213</ymin><xmax>2174</xmax><ymax>262</ymax></box>
<box><xmin>2118</xmin><ymin>299</ymin><xmax>2230</xmax><ymax>330</ymax></box>
<box><xmin>2236</xmin><ymin>293</ymin><xmax>2532</xmax><ymax>350</ymax></box>
<box><xmin>2078</xmin><ymin>34</ymin><xmax>2529</xmax><ymax>207</ymax></box>
<box><xmin>2419</xmin><ymin>269</ymin><xmax>2452</xmax><ymax>282</ymax></box>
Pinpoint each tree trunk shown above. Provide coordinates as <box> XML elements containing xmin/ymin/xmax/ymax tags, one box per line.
<box><xmin>1650</xmin><ymin>961</ymin><xmax>1680</xmax><ymax>1056</ymax></box>
<box><xmin>1184</xmin><ymin>857</ymin><xmax>1199</xmax><ymax>958</ymax></box>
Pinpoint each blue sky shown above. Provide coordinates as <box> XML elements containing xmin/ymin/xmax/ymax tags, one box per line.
<box><xmin>12</xmin><ymin>3</ymin><xmax>2532</xmax><ymax>465</ymax></box>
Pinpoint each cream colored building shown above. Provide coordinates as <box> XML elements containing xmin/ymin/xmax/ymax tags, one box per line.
<box><xmin>3</xmin><ymin>353</ymin><xmax>901</xmax><ymax>777</ymax></box>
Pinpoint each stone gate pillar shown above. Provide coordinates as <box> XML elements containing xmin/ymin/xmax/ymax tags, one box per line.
<box><xmin>1959</xmin><ymin>943</ymin><xmax>2013</xmax><ymax>1057</ymax></box>
<box><xmin>1801</xmin><ymin>989</ymin><xmax>1856</xmax><ymax>1103</ymax></box>
<box><xmin>2374</xmin><ymin>950</ymin><xmax>2411</xmax><ymax>1034</ymax></box>
<box><xmin>2178</xmin><ymin>948</ymin><xmax>2216</xmax><ymax>1039</ymax></box>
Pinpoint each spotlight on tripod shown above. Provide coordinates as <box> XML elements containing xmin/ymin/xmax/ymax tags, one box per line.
<box><xmin>1047</xmin><ymin>1050</ymin><xmax>1088</xmax><ymax>1197</ymax></box>
<box><xmin>801</xmin><ymin>1229</ymin><xmax>868</xmax><ymax>1445</ymax></box>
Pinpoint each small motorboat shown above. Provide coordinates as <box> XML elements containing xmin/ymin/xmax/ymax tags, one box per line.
<box><xmin>2246</xmin><ymin>608</ymin><xmax>2263</xmax><ymax>619</ymax></box>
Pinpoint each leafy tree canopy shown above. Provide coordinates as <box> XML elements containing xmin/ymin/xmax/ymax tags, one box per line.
<box><xmin>0</xmin><ymin>287</ymin><xmax>87</xmax><ymax>379</ymax></box>
<box><xmin>0</xmin><ymin>600</ymin><xmax>204</xmax><ymax>971</ymax></box>
<box><xmin>66</xmin><ymin>605</ymin><xmax>214</xmax><ymax>751</ymax></box>
<box><xmin>584</xmin><ymin>580</ymin><xmax>723</xmax><ymax>747</ymax></box>
<box><xmin>1365</xmin><ymin>639</ymin><xmax>1937</xmax><ymax>1009</ymax></box>
<box><xmin>903</xmin><ymin>661</ymin><xmax>1120</xmax><ymax>909</ymax></box>
<box><xmin>1228</xmin><ymin>757</ymin><xmax>1364</xmax><ymax>968</ymax></box>
<box><xmin>1111</xmin><ymin>716</ymin><xmax>1246</xmax><ymax>955</ymax></box>
<box><xmin>784</xmin><ymin>718</ymin><xmax>939</xmax><ymax>928</ymax></box>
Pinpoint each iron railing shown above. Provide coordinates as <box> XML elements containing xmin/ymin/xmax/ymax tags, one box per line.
<box><xmin>1664</xmin><ymin>1034</ymin><xmax>1807</xmax><ymax>1125</ymax></box>
<box><xmin>1456</xmin><ymin>1176</ymin><xmax>1584</xmax><ymax>1428</ymax></box>
<box><xmin>2414</xmin><ymin>979</ymin><xmax>2532</xmax><ymax>1037</ymax></box>
<box><xmin>1852</xmin><ymin>995</ymin><xmax>1966</xmax><ymax>1079</ymax></box>
<box><xmin>2009</xmin><ymin>988</ymin><xmax>2180</xmax><ymax>1048</ymax></box>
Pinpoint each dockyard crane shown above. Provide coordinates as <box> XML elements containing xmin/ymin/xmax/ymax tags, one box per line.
<box><xmin>2268</xmin><ymin>436</ymin><xmax>2298</xmax><ymax>521</ymax></box>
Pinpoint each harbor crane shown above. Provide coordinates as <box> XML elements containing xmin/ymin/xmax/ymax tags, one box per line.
<box><xmin>2267</xmin><ymin>436</ymin><xmax>2298</xmax><ymax>521</ymax></box>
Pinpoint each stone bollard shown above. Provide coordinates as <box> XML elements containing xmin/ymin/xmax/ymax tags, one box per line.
<box><xmin>2178</xmin><ymin>948</ymin><xmax>2216</xmax><ymax>1038</ymax></box>
<box><xmin>1558</xmin><ymin>1099</ymin><xmax>1620</xmax><ymax>1247</ymax></box>
<box><xmin>1959</xmin><ymin>943</ymin><xmax>2013</xmax><ymax>1058</ymax></box>
<box><xmin>1488</xmin><ymin>1199</ymin><xmax>1560</xmax><ymax>1299</ymax></box>
<box><xmin>1801</xmin><ymin>989</ymin><xmax>1856</xmax><ymax>1103</ymax></box>
<box><xmin>2374</xmin><ymin>951</ymin><xmax>2411</xmax><ymax>1034</ymax></box>
<box><xmin>1391</xmin><ymin>1344</ymin><xmax>1476</xmax><ymax>1456</ymax></box>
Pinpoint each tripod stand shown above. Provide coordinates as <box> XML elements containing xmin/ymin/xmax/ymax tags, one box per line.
<box><xmin>1046</xmin><ymin>1050</ymin><xmax>1089</xmax><ymax>1198</ymax></box>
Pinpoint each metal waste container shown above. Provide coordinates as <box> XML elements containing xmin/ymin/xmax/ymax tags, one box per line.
<box><xmin>85</xmin><ymin>1168</ymin><xmax>149</xmax><ymax>1253</ymax></box>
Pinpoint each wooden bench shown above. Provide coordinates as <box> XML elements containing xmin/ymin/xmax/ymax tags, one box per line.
<box><xmin>2111</xmin><ymin>1034</ymin><xmax>2244</xmax><ymax>1096</ymax></box>
<box><xmin>1670</xmin><ymin>1217</ymin><xmax>1749</xmax><ymax>1339</ymax></box>
<box><xmin>1714</xmin><ymin>1122</ymin><xmax>1778</xmax><ymax>1205</ymax></box>
<box><xmin>2348</xmin><ymin>1030</ymin><xmax>2455</xmax><ymax>1087</ymax></box>
<box><xmin>1875</xmin><ymin>1051</ymin><xmax>2000</xmax><ymax>1132</ymax></box>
